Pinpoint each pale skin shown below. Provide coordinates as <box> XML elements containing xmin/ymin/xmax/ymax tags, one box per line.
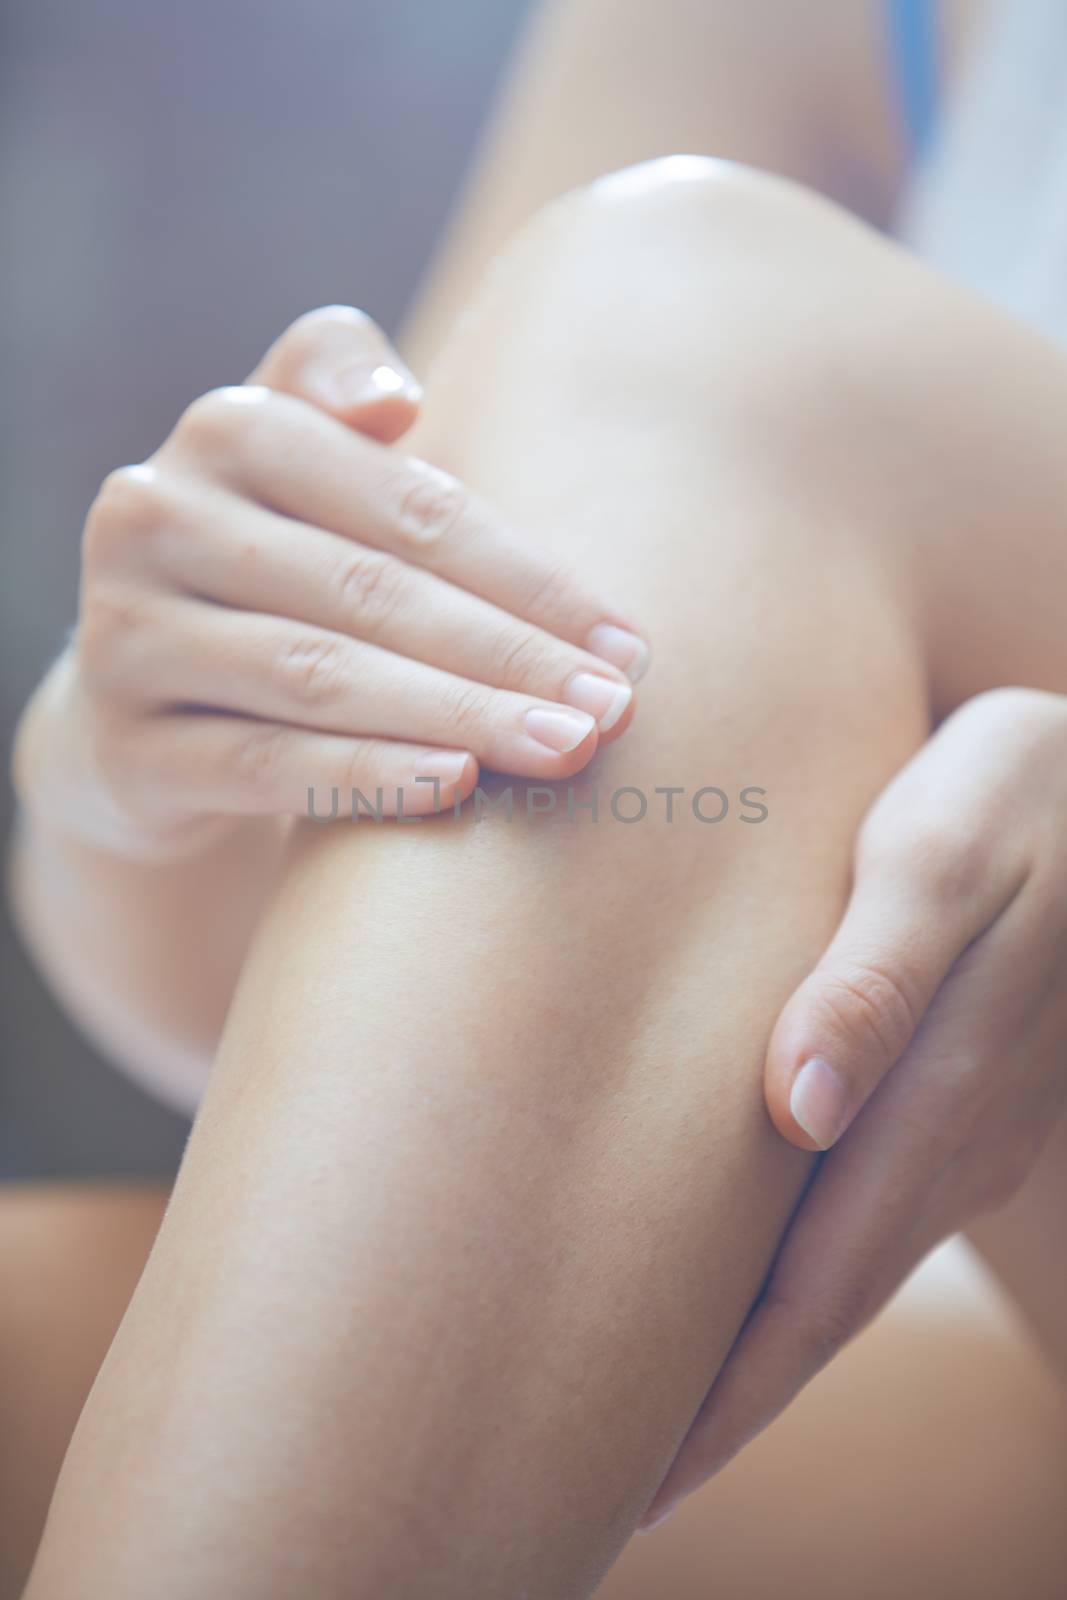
<box><xmin>17</xmin><ymin>157</ymin><xmax>1067</xmax><ymax>1596</ymax></box>
<box><xmin>11</xmin><ymin>308</ymin><xmax>645</xmax><ymax>1107</ymax></box>
<box><xmin>8</xmin><ymin>0</ymin><xmax>1067</xmax><ymax>1593</ymax></box>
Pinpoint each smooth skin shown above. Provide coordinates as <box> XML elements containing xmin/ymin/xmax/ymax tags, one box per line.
<box><xmin>22</xmin><ymin>158</ymin><xmax>1067</xmax><ymax>1599</ymax></box>
<box><xmin>73</xmin><ymin>308</ymin><xmax>646</xmax><ymax>831</ymax></box>
<box><xmin>9</xmin><ymin>0</ymin><xmax>1066</xmax><ymax>1589</ymax></box>
<box><xmin>650</xmin><ymin>687</ymin><xmax>1067</xmax><ymax>1522</ymax></box>
<box><xmin>394</xmin><ymin>0</ymin><xmax>1067</xmax><ymax>1532</ymax></box>
<box><xmin>6</xmin><ymin>1179</ymin><xmax>1066</xmax><ymax>1600</ymax></box>
<box><xmin>12</xmin><ymin>307</ymin><xmax>644</xmax><ymax>1103</ymax></box>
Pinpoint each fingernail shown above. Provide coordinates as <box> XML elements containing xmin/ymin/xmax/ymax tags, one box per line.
<box><xmin>524</xmin><ymin>707</ymin><xmax>596</xmax><ymax>754</ymax></box>
<box><xmin>637</xmin><ymin>1503</ymin><xmax>677</xmax><ymax>1535</ymax></box>
<box><xmin>328</xmin><ymin>361</ymin><xmax>422</xmax><ymax>409</ymax></box>
<box><xmin>585</xmin><ymin>623</ymin><xmax>650</xmax><ymax>683</ymax></box>
<box><xmin>413</xmin><ymin>750</ymin><xmax>474</xmax><ymax>789</ymax></box>
<box><xmin>562</xmin><ymin>672</ymin><xmax>632</xmax><ymax>732</ymax></box>
<box><xmin>789</xmin><ymin>1056</ymin><xmax>850</xmax><ymax>1149</ymax></box>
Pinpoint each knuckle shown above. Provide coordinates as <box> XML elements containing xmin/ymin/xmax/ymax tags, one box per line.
<box><xmin>973</xmin><ymin>688</ymin><xmax>1067</xmax><ymax>778</ymax></box>
<box><xmin>438</xmin><ymin>679</ymin><xmax>490</xmax><ymax>740</ymax></box>
<box><xmin>84</xmin><ymin>465</ymin><xmax>169</xmax><ymax>565</ymax></box>
<box><xmin>818</xmin><ymin>958</ymin><xmax>919</xmax><ymax>1061</ymax></box>
<box><xmin>277</xmin><ymin>633</ymin><xmax>350</xmax><ymax>709</ymax></box>
<box><xmin>291</xmin><ymin>304</ymin><xmax>375</xmax><ymax>340</ymax></box>
<box><xmin>334</xmin><ymin>549</ymin><xmax>406</xmax><ymax>636</ymax></box>
<box><xmin>392</xmin><ymin>463</ymin><xmax>467</xmax><ymax>548</ymax></box>
<box><xmin>338</xmin><ymin>737</ymin><xmax>384</xmax><ymax>801</ymax></box>
<box><xmin>76</xmin><ymin>590</ymin><xmax>146</xmax><ymax>686</ymax></box>
<box><xmin>961</xmin><ymin>685</ymin><xmax>1060</xmax><ymax>736</ymax></box>
<box><xmin>910</xmin><ymin>825</ymin><xmax>991</xmax><ymax>903</ymax></box>
<box><xmin>231</xmin><ymin>721</ymin><xmax>289</xmax><ymax>790</ymax></box>
<box><xmin>858</xmin><ymin>808</ymin><xmax>988</xmax><ymax>906</ymax></box>
<box><xmin>521</xmin><ymin>559</ymin><xmax>579</xmax><ymax>624</ymax></box>
<box><xmin>486</xmin><ymin>627</ymin><xmax>556</xmax><ymax>691</ymax></box>
<box><xmin>282</xmin><ymin>304</ymin><xmax>376</xmax><ymax>359</ymax></box>
<box><xmin>175</xmin><ymin>385</ymin><xmax>272</xmax><ymax>455</ymax></box>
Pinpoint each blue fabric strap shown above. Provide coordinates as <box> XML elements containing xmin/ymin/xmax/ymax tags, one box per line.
<box><xmin>886</xmin><ymin>0</ymin><xmax>940</xmax><ymax>157</ymax></box>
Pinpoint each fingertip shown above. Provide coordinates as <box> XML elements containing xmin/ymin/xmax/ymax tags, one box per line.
<box><xmin>786</xmin><ymin>1055</ymin><xmax>851</xmax><ymax>1150</ymax></box>
<box><xmin>763</xmin><ymin>1001</ymin><xmax>820</xmax><ymax>1148</ymax></box>
<box><xmin>412</xmin><ymin>749</ymin><xmax>479</xmax><ymax>811</ymax></box>
<box><xmin>585</xmin><ymin>622</ymin><xmax>651</xmax><ymax>683</ymax></box>
<box><xmin>561</xmin><ymin>672</ymin><xmax>635</xmax><ymax>740</ymax></box>
<box><xmin>636</xmin><ymin>1501</ymin><xmax>677</xmax><ymax>1535</ymax></box>
<box><xmin>521</xmin><ymin>708</ymin><xmax>600</xmax><ymax>775</ymax></box>
<box><xmin>539</xmin><ymin>728</ymin><xmax>602</xmax><ymax>783</ymax></box>
<box><xmin>250</xmin><ymin>305</ymin><xmax>424</xmax><ymax>437</ymax></box>
<box><xmin>595</xmin><ymin>689</ymin><xmax>637</xmax><ymax>745</ymax></box>
<box><xmin>324</xmin><ymin>367</ymin><xmax>422</xmax><ymax>442</ymax></box>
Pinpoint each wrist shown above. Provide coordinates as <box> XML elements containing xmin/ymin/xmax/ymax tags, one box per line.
<box><xmin>13</xmin><ymin>649</ymin><xmax>235</xmax><ymax>863</ymax></box>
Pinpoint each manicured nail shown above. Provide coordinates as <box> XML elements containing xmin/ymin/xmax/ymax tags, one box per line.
<box><xmin>563</xmin><ymin>672</ymin><xmax>632</xmax><ymax>732</ymax></box>
<box><xmin>328</xmin><ymin>361</ymin><xmax>422</xmax><ymax>409</ymax></box>
<box><xmin>585</xmin><ymin>623</ymin><xmax>650</xmax><ymax>683</ymax></box>
<box><xmin>524</xmin><ymin>707</ymin><xmax>596</xmax><ymax>754</ymax></box>
<box><xmin>413</xmin><ymin>750</ymin><xmax>474</xmax><ymax>789</ymax></box>
<box><xmin>789</xmin><ymin>1056</ymin><xmax>850</xmax><ymax>1149</ymax></box>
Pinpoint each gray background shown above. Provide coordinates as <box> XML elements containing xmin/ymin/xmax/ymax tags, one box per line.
<box><xmin>1</xmin><ymin>0</ymin><xmax>531</xmax><ymax>1178</ymax></box>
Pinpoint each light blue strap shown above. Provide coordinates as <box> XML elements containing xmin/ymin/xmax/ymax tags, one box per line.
<box><xmin>886</xmin><ymin>0</ymin><xmax>940</xmax><ymax>158</ymax></box>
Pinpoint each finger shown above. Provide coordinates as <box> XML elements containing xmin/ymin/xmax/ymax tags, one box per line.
<box><xmin>155</xmin><ymin>488</ymin><xmax>634</xmax><ymax>739</ymax></box>
<box><xmin>640</xmin><ymin>1111</ymin><xmax>940</xmax><ymax>1533</ymax></box>
<box><xmin>106</xmin><ymin>599</ymin><xmax>602</xmax><ymax>781</ymax></box>
<box><xmin>246</xmin><ymin>304</ymin><xmax>422</xmax><ymax>443</ymax></box>
<box><xmin>765</xmin><ymin>825</ymin><xmax>1028</xmax><ymax>1154</ymax></box>
<box><xmin>111</xmin><ymin>711</ymin><xmax>478</xmax><ymax>822</ymax></box>
<box><xmin>163</xmin><ymin>387</ymin><xmax>650</xmax><ymax>678</ymax></box>
<box><xmin>643</xmin><ymin>866</ymin><xmax>1063</xmax><ymax>1535</ymax></box>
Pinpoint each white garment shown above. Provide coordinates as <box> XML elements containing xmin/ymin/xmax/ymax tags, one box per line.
<box><xmin>899</xmin><ymin>0</ymin><xmax>1067</xmax><ymax>346</ymax></box>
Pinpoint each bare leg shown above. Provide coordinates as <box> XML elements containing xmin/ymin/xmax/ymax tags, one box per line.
<box><xmin>601</xmin><ymin>1247</ymin><xmax>1067</xmax><ymax>1600</ymax></box>
<box><xmin>8</xmin><ymin>1209</ymin><xmax>1065</xmax><ymax>1600</ymax></box>
<box><xmin>0</xmin><ymin>1184</ymin><xmax>166</xmax><ymax>1599</ymax></box>
<box><xmin>26</xmin><ymin>163</ymin><xmax>1067</xmax><ymax>1597</ymax></box>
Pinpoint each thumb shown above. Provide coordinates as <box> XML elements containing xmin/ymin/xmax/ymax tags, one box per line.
<box><xmin>246</xmin><ymin>304</ymin><xmax>422</xmax><ymax>443</ymax></box>
<box><xmin>765</xmin><ymin>842</ymin><xmax>1014</xmax><ymax>1152</ymax></box>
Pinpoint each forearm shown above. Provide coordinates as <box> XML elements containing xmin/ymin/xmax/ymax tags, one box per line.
<box><xmin>10</xmin><ymin>651</ymin><xmax>283</xmax><ymax>1107</ymax></box>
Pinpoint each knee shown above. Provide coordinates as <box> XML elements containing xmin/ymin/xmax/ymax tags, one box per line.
<box><xmin>551</xmin><ymin>152</ymin><xmax>843</xmax><ymax>296</ymax></box>
<box><xmin>583</xmin><ymin>151</ymin><xmax>791</xmax><ymax>226</ymax></box>
<box><xmin>499</xmin><ymin>154</ymin><xmax>875</xmax><ymax>425</ymax></box>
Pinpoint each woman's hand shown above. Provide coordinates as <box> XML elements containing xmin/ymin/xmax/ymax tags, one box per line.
<box><xmin>643</xmin><ymin>687</ymin><xmax>1067</xmax><ymax>1528</ymax></box>
<box><xmin>15</xmin><ymin>306</ymin><xmax>646</xmax><ymax>856</ymax></box>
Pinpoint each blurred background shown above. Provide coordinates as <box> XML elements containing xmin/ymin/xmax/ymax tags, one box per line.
<box><xmin>0</xmin><ymin>0</ymin><xmax>533</xmax><ymax>1179</ymax></box>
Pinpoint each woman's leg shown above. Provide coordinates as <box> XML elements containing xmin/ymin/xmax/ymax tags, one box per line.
<box><xmin>0</xmin><ymin>1184</ymin><xmax>166</xmax><ymax>1599</ymax></box>
<box><xmin>26</xmin><ymin>160</ymin><xmax>935</xmax><ymax>1599</ymax></box>
<box><xmin>601</xmin><ymin>1249</ymin><xmax>1067</xmax><ymax>1600</ymax></box>
<box><xmin>38</xmin><ymin>148</ymin><xmax>1067</xmax><ymax>1595</ymax></box>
